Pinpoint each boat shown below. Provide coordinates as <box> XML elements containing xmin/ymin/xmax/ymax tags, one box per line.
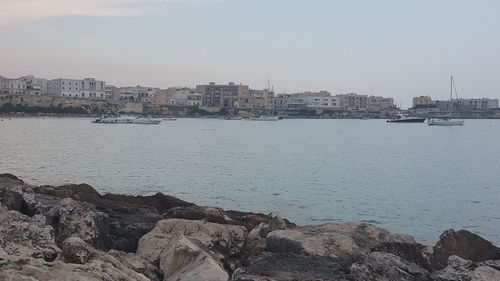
<box><xmin>250</xmin><ymin>116</ymin><xmax>280</xmax><ymax>121</ymax></box>
<box><xmin>387</xmin><ymin>114</ymin><xmax>426</xmax><ymax>123</ymax></box>
<box><xmin>428</xmin><ymin>76</ymin><xmax>465</xmax><ymax>126</ymax></box>
<box><xmin>92</xmin><ymin>116</ymin><xmax>162</xmax><ymax>125</ymax></box>
<box><xmin>428</xmin><ymin>118</ymin><xmax>464</xmax><ymax>126</ymax></box>
<box><xmin>223</xmin><ymin>116</ymin><xmax>244</xmax><ymax>120</ymax></box>
<box><xmin>251</xmin><ymin>80</ymin><xmax>281</xmax><ymax>121</ymax></box>
<box><xmin>163</xmin><ymin>118</ymin><xmax>177</xmax><ymax>121</ymax></box>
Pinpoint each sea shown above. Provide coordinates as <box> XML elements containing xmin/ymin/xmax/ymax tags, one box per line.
<box><xmin>1</xmin><ymin>117</ymin><xmax>499</xmax><ymax>245</ymax></box>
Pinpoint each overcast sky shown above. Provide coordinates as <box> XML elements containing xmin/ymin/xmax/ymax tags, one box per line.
<box><xmin>1</xmin><ymin>0</ymin><xmax>499</xmax><ymax>107</ymax></box>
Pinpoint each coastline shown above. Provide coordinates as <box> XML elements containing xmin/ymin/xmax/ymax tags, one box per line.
<box><xmin>1</xmin><ymin>173</ymin><xmax>499</xmax><ymax>281</ymax></box>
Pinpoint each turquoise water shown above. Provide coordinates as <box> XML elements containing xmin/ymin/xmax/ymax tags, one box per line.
<box><xmin>1</xmin><ymin>117</ymin><xmax>499</xmax><ymax>245</ymax></box>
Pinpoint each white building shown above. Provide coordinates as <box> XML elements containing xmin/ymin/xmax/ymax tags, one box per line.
<box><xmin>118</xmin><ymin>86</ymin><xmax>158</xmax><ymax>103</ymax></box>
<box><xmin>47</xmin><ymin>78</ymin><xmax>106</xmax><ymax>99</ymax></box>
<box><xmin>302</xmin><ymin>96</ymin><xmax>340</xmax><ymax>108</ymax></box>
<box><xmin>0</xmin><ymin>75</ymin><xmax>48</xmax><ymax>95</ymax></box>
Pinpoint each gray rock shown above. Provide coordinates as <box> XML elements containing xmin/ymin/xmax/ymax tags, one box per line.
<box><xmin>426</xmin><ymin>229</ymin><xmax>500</xmax><ymax>270</ymax></box>
<box><xmin>61</xmin><ymin>237</ymin><xmax>161</xmax><ymax>281</ymax></box>
<box><xmin>350</xmin><ymin>251</ymin><xmax>430</xmax><ymax>281</ymax></box>
<box><xmin>0</xmin><ymin>209</ymin><xmax>60</xmax><ymax>264</ymax></box>
<box><xmin>137</xmin><ymin>218</ymin><xmax>247</xmax><ymax>262</ymax></box>
<box><xmin>430</xmin><ymin>255</ymin><xmax>500</xmax><ymax>281</ymax></box>
<box><xmin>247</xmin><ymin>213</ymin><xmax>288</xmax><ymax>255</ymax></box>
<box><xmin>231</xmin><ymin>252</ymin><xmax>350</xmax><ymax>281</ymax></box>
<box><xmin>267</xmin><ymin>222</ymin><xmax>415</xmax><ymax>259</ymax></box>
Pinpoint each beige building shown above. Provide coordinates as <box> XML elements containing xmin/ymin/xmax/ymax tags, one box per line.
<box><xmin>196</xmin><ymin>82</ymin><xmax>249</xmax><ymax>108</ymax></box>
<box><xmin>367</xmin><ymin>96</ymin><xmax>395</xmax><ymax>111</ymax></box>
<box><xmin>337</xmin><ymin>93</ymin><xmax>368</xmax><ymax>111</ymax></box>
<box><xmin>412</xmin><ymin>96</ymin><xmax>433</xmax><ymax>107</ymax></box>
<box><xmin>153</xmin><ymin>87</ymin><xmax>202</xmax><ymax>106</ymax></box>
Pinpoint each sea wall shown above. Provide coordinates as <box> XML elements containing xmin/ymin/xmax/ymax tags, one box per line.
<box><xmin>0</xmin><ymin>173</ymin><xmax>499</xmax><ymax>281</ymax></box>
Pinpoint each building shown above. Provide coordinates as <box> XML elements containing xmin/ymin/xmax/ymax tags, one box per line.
<box><xmin>47</xmin><ymin>78</ymin><xmax>106</xmax><ymax>99</ymax></box>
<box><xmin>459</xmin><ymin>98</ymin><xmax>498</xmax><ymax>110</ymax></box>
<box><xmin>196</xmin><ymin>82</ymin><xmax>250</xmax><ymax>108</ymax></box>
<box><xmin>274</xmin><ymin>91</ymin><xmax>334</xmax><ymax>110</ymax></box>
<box><xmin>117</xmin><ymin>86</ymin><xmax>158</xmax><ymax>103</ymax></box>
<box><xmin>412</xmin><ymin>96</ymin><xmax>433</xmax><ymax>107</ymax></box>
<box><xmin>367</xmin><ymin>96</ymin><xmax>395</xmax><ymax>111</ymax></box>
<box><xmin>0</xmin><ymin>75</ymin><xmax>48</xmax><ymax>95</ymax></box>
<box><xmin>336</xmin><ymin>93</ymin><xmax>368</xmax><ymax>111</ymax></box>
<box><xmin>152</xmin><ymin>87</ymin><xmax>202</xmax><ymax>106</ymax></box>
<box><xmin>80</xmin><ymin>78</ymin><xmax>106</xmax><ymax>99</ymax></box>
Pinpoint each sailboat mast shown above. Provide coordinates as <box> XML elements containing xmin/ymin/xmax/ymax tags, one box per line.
<box><xmin>450</xmin><ymin>76</ymin><xmax>453</xmax><ymax>101</ymax></box>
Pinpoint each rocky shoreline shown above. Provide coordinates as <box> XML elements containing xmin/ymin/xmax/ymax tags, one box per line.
<box><xmin>1</xmin><ymin>173</ymin><xmax>499</xmax><ymax>281</ymax></box>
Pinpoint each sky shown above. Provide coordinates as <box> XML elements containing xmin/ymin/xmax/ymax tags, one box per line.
<box><xmin>1</xmin><ymin>0</ymin><xmax>499</xmax><ymax>108</ymax></box>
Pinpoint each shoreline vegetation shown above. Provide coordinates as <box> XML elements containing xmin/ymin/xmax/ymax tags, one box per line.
<box><xmin>1</xmin><ymin>95</ymin><xmax>500</xmax><ymax>119</ymax></box>
<box><xmin>1</xmin><ymin>173</ymin><xmax>499</xmax><ymax>280</ymax></box>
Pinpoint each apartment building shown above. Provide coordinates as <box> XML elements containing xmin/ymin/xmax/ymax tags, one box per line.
<box><xmin>196</xmin><ymin>82</ymin><xmax>250</xmax><ymax>108</ymax></box>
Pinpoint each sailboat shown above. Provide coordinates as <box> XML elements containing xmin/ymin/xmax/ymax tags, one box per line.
<box><xmin>428</xmin><ymin>76</ymin><xmax>465</xmax><ymax>126</ymax></box>
<box><xmin>251</xmin><ymin>80</ymin><xmax>281</xmax><ymax>121</ymax></box>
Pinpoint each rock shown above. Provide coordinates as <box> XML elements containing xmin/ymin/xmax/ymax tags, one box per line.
<box><xmin>165</xmin><ymin>205</ymin><xmax>236</xmax><ymax>225</ymax></box>
<box><xmin>159</xmin><ymin>233</ymin><xmax>229</xmax><ymax>281</ymax></box>
<box><xmin>34</xmin><ymin>184</ymin><xmax>193</xmax><ymax>252</ymax></box>
<box><xmin>471</xmin><ymin>266</ymin><xmax>500</xmax><ymax>281</ymax></box>
<box><xmin>109</xmin><ymin>250</ymin><xmax>164</xmax><ymax>281</ymax></box>
<box><xmin>430</xmin><ymin>255</ymin><xmax>500</xmax><ymax>281</ymax></box>
<box><xmin>33</xmin><ymin>183</ymin><xmax>101</xmax><ymax>203</ymax></box>
<box><xmin>61</xmin><ymin>237</ymin><xmax>161</xmax><ymax>281</ymax></box>
<box><xmin>231</xmin><ymin>252</ymin><xmax>350</xmax><ymax>281</ymax></box>
<box><xmin>0</xmin><ymin>209</ymin><xmax>60</xmax><ymax>264</ymax></box>
<box><xmin>350</xmin><ymin>251</ymin><xmax>430</xmax><ymax>281</ymax></box>
<box><xmin>0</xmin><ymin>258</ymin><xmax>155</xmax><ymax>281</ymax></box>
<box><xmin>246</xmin><ymin>213</ymin><xmax>288</xmax><ymax>255</ymax></box>
<box><xmin>267</xmin><ymin>222</ymin><xmax>415</xmax><ymax>259</ymax></box>
<box><xmin>372</xmin><ymin>242</ymin><xmax>430</xmax><ymax>270</ymax></box>
<box><xmin>427</xmin><ymin>229</ymin><xmax>500</xmax><ymax>270</ymax></box>
<box><xmin>0</xmin><ymin>173</ymin><xmax>22</xmax><ymax>181</ymax></box>
<box><xmin>0</xmin><ymin>175</ymin><xmax>28</xmax><ymax>212</ymax></box>
<box><xmin>137</xmin><ymin>218</ymin><xmax>248</xmax><ymax>262</ymax></box>
<box><xmin>430</xmin><ymin>255</ymin><xmax>476</xmax><ymax>281</ymax></box>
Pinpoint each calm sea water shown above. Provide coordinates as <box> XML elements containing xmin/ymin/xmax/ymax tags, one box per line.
<box><xmin>1</xmin><ymin>117</ymin><xmax>499</xmax><ymax>245</ymax></box>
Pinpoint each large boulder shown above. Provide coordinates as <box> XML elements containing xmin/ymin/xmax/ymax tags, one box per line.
<box><xmin>34</xmin><ymin>184</ymin><xmax>193</xmax><ymax>252</ymax></box>
<box><xmin>231</xmin><ymin>252</ymin><xmax>350</xmax><ymax>281</ymax></box>
<box><xmin>61</xmin><ymin>237</ymin><xmax>161</xmax><ymax>281</ymax></box>
<box><xmin>350</xmin><ymin>251</ymin><xmax>430</xmax><ymax>281</ymax></box>
<box><xmin>0</xmin><ymin>209</ymin><xmax>60</xmax><ymax>264</ymax></box>
<box><xmin>426</xmin><ymin>229</ymin><xmax>500</xmax><ymax>270</ymax></box>
<box><xmin>246</xmin><ymin>213</ymin><xmax>288</xmax><ymax>255</ymax></box>
<box><xmin>137</xmin><ymin>219</ymin><xmax>248</xmax><ymax>262</ymax></box>
<box><xmin>430</xmin><ymin>255</ymin><xmax>500</xmax><ymax>281</ymax></box>
<box><xmin>267</xmin><ymin>222</ymin><xmax>415</xmax><ymax>260</ymax></box>
<box><xmin>158</xmin><ymin>233</ymin><xmax>229</xmax><ymax>281</ymax></box>
<box><xmin>165</xmin><ymin>206</ymin><xmax>236</xmax><ymax>225</ymax></box>
<box><xmin>138</xmin><ymin>219</ymin><xmax>248</xmax><ymax>280</ymax></box>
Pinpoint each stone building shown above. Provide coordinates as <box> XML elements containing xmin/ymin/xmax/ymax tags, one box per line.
<box><xmin>196</xmin><ymin>82</ymin><xmax>249</xmax><ymax>108</ymax></box>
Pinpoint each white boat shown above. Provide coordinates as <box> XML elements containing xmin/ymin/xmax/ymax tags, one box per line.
<box><xmin>163</xmin><ymin>118</ymin><xmax>177</xmax><ymax>121</ymax></box>
<box><xmin>428</xmin><ymin>76</ymin><xmax>465</xmax><ymax>127</ymax></box>
<box><xmin>223</xmin><ymin>116</ymin><xmax>244</xmax><ymax>120</ymax></box>
<box><xmin>428</xmin><ymin>118</ymin><xmax>464</xmax><ymax>126</ymax></box>
<box><xmin>250</xmin><ymin>116</ymin><xmax>280</xmax><ymax>121</ymax></box>
<box><xmin>387</xmin><ymin>114</ymin><xmax>426</xmax><ymax>123</ymax></box>
<box><xmin>93</xmin><ymin>116</ymin><xmax>161</xmax><ymax>125</ymax></box>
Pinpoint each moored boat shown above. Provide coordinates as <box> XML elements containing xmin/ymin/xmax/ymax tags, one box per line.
<box><xmin>92</xmin><ymin>116</ymin><xmax>161</xmax><ymax>125</ymax></box>
<box><xmin>387</xmin><ymin>114</ymin><xmax>426</xmax><ymax>123</ymax></box>
<box><xmin>428</xmin><ymin>118</ymin><xmax>464</xmax><ymax>126</ymax></box>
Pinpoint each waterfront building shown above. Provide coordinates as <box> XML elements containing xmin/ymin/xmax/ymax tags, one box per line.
<box><xmin>367</xmin><ymin>96</ymin><xmax>395</xmax><ymax>111</ymax></box>
<box><xmin>237</xmin><ymin>89</ymin><xmax>274</xmax><ymax>110</ymax></box>
<box><xmin>0</xmin><ymin>75</ymin><xmax>48</xmax><ymax>96</ymax></box>
<box><xmin>413</xmin><ymin>96</ymin><xmax>433</xmax><ymax>107</ymax></box>
<box><xmin>196</xmin><ymin>82</ymin><xmax>250</xmax><ymax>108</ymax></box>
<box><xmin>117</xmin><ymin>86</ymin><xmax>158</xmax><ymax>103</ymax></box>
<box><xmin>47</xmin><ymin>78</ymin><xmax>105</xmax><ymax>99</ymax></box>
<box><xmin>153</xmin><ymin>87</ymin><xmax>202</xmax><ymax>106</ymax></box>
<box><xmin>337</xmin><ymin>93</ymin><xmax>368</xmax><ymax>111</ymax></box>
<box><xmin>275</xmin><ymin>91</ymin><xmax>334</xmax><ymax>110</ymax></box>
<box><xmin>80</xmin><ymin>78</ymin><xmax>106</xmax><ymax>99</ymax></box>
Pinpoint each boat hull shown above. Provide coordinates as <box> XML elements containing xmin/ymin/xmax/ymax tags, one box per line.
<box><xmin>428</xmin><ymin>119</ymin><xmax>464</xmax><ymax>126</ymax></box>
<box><xmin>387</xmin><ymin>118</ymin><xmax>426</xmax><ymax>123</ymax></box>
<box><xmin>250</xmin><ymin>116</ymin><xmax>280</xmax><ymax>121</ymax></box>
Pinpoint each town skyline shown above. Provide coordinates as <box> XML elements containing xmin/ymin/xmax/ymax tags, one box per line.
<box><xmin>2</xmin><ymin>0</ymin><xmax>500</xmax><ymax>108</ymax></box>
